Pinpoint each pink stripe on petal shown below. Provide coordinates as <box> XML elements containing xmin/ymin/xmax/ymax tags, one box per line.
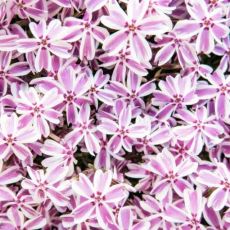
<box><xmin>130</xmin><ymin>33</ymin><xmax>152</xmax><ymax>61</ymax></box>
<box><xmin>118</xmin><ymin>207</ymin><xmax>133</xmax><ymax>230</ymax></box>
<box><xmin>0</xmin><ymin>166</ymin><xmax>22</xmax><ymax>185</ymax></box>
<box><xmin>108</xmin><ymin>134</ymin><xmax>122</xmax><ymax>153</ymax></box>
<box><xmin>208</xmin><ymin>188</ymin><xmax>228</xmax><ymax>211</ymax></box>
<box><xmin>104</xmin><ymin>184</ymin><xmax>125</xmax><ymax>203</ymax></box>
<box><xmin>35</xmin><ymin>47</ymin><xmax>51</xmax><ymax>72</ymax></box>
<box><xmin>211</xmin><ymin>23</ymin><xmax>229</xmax><ymax>43</ymax></box>
<box><xmin>48</xmin><ymin>41</ymin><xmax>72</xmax><ymax>59</ymax></box>
<box><xmin>0</xmin><ymin>186</ymin><xmax>16</xmax><ymax>201</ymax></box>
<box><xmin>103</xmin><ymin>30</ymin><xmax>128</xmax><ymax>54</ymax></box>
<box><xmin>197</xmin><ymin>171</ymin><xmax>221</xmax><ymax>187</ymax></box>
<box><xmin>164</xmin><ymin>204</ymin><xmax>187</xmax><ymax>223</ymax></box>
<box><xmin>93</xmin><ymin>170</ymin><xmax>112</xmax><ymax>196</ymax></box>
<box><xmin>85</xmin><ymin>0</ymin><xmax>107</xmax><ymax>12</ymax></box>
<box><xmin>72</xmin><ymin>173</ymin><xmax>94</xmax><ymax>198</ymax></box>
<box><xmin>154</xmin><ymin>44</ymin><xmax>175</xmax><ymax>66</ymax></box>
<box><xmin>73</xmin><ymin>200</ymin><xmax>95</xmax><ymax>223</ymax></box>
<box><xmin>47</xmin><ymin>188</ymin><xmax>69</xmax><ymax>206</ymax></box>
<box><xmin>17</xmin><ymin>39</ymin><xmax>39</xmax><ymax>53</ymax></box>
<box><xmin>8</xmin><ymin>62</ymin><xmax>30</xmax><ymax>77</ymax></box>
<box><xmin>92</xmin><ymin>26</ymin><xmax>109</xmax><ymax>43</ymax></box>
<box><xmin>11</xmin><ymin>143</ymin><xmax>32</xmax><ymax>161</ymax></box>
<box><xmin>23</xmin><ymin>216</ymin><xmax>46</xmax><ymax>230</ymax></box>
<box><xmin>80</xmin><ymin>31</ymin><xmax>95</xmax><ymax>61</ymax></box>
<box><xmin>174</xmin><ymin>20</ymin><xmax>200</xmax><ymax>38</ymax></box>
<box><xmin>196</xmin><ymin>28</ymin><xmax>214</xmax><ymax>54</ymax></box>
<box><xmin>84</xmin><ymin>132</ymin><xmax>100</xmax><ymax>155</ymax></box>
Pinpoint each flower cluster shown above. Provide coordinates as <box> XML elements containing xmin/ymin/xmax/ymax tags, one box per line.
<box><xmin>0</xmin><ymin>0</ymin><xmax>229</xmax><ymax>229</ymax></box>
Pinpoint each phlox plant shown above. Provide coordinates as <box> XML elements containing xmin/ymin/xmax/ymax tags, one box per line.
<box><xmin>0</xmin><ymin>0</ymin><xmax>229</xmax><ymax>229</ymax></box>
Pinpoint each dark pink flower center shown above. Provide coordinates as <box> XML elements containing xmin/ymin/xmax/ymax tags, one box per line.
<box><xmin>128</xmin><ymin>23</ymin><xmax>137</xmax><ymax>32</ymax></box>
<box><xmin>5</xmin><ymin>134</ymin><xmax>16</xmax><ymax>144</ymax></box>
<box><xmin>173</xmin><ymin>94</ymin><xmax>183</xmax><ymax>103</ymax></box>
<box><xmin>221</xmin><ymin>180</ymin><xmax>230</xmax><ymax>189</ymax></box>
<box><xmin>119</xmin><ymin>128</ymin><xmax>128</xmax><ymax>135</ymax></box>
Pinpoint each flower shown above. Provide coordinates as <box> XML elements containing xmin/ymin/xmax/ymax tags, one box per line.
<box><xmin>140</xmin><ymin>195</ymin><xmax>174</xmax><ymax>229</ymax></box>
<box><xmin>0</xmin><ymin>51</ymin><xmax>30</xmax><ymax>96</ymax></box>
<box><xmin>107</xmin><ymin>72</ymin><xmax>155</xmax><ymax>112</ymax></box>
<box><xmin>101</xmin><ymin>0</ymin><xmax>172</xmax><ymax>61</ymax></box>
<box><xmin>16</xmin><ymin>87</ymin><xmax>62</xmax><ymax>138</ymax></box>
<box><xmin>98</xmin><ymin>100</ymin><xmax>150</xmax><ymax>153</ymax></box>
<box><xmin>31</xmin><ymin>66</ymin><xmax>91</xmax><ymax>125</ymax></box>
<box><xmin>174</xmin><ymin>0</ymin><xmax>229</xmax><ymax>53</ymax></box>
<box><xmin>17</xmin><ymin>19</ymin><xmax>72</xmax><ymax>71</ymax></box>
<box><xmin>0</xmin><ymin>207</ymin><xmax>46</xmax><ymax>230</ymax></box>
<box><xmin>62</xmin><ymin>169</ymin><xmax>127</xmax><ymax>228</ymax></box>
<box><xmin>8</xmin><ymin>0</ymin><xmax>47</xmax><ymax>21</ymax></box>
<box><xmin>164</xmin><ymin>188</ymin><xmax>206</xmax><ymax>229</ymax></box>
<box><xmin>41</xmin><ymin>138</ymin><xmax>77</xmax><ymax>176</ymax></box>
<box><xmin>99</xmin><ymin>47</ymin><xmax>151</xmax><ymax>81</ymax></box>
<box><xmin>21</xmin><ymin>166</ymin><xmax>69</xmax><ymax>207</ymax></box>
<box><xmin>197</xmin><ymin>162</ymin><xmax>230</xmax><ymax>211</ymax></box>
<box><xmin>173</xmin><ymin>106</ymin><xmax>224</xmax><ymax>154</ymax></box>
<box><xmin>148</xmin><ymin>148</ymin><xmax>198</xmax><ymax>199</ymax></box>
<box><xmin>0</xmin><ymin>112</ymin><xmax>38</xmax><ymax>162</ymax></box>
<box><xmin>153</xmin><ymin>74</ymin><xmax>199</xmax><ymax>121</ymax></box>
<box><xmin>65</xmin><ymin>103</ymin><xmax>100</xmax><ymax>155</ymax></box>
<box><xmin>154</xmin><ymin>31</ymin><xmax>196</xmax><ymax>67</ymax></box>
<box><xmin>87</xmin><ymin>69</ymin><xmax>115</xmax><ymax>108</ymax></box>
<box><xmin>197</xmin><ymin>70</ymin><xmax>230</xmax><ymax>120</ymax></box>
<box><xmin>64</xmin><ymin>13</ymin><xmax>108</xmax><ymax>60</ymax></box>
<box><xmin>109</xmin><ymin>206</ymin><xmax>151</xmax><ymax>230</ymax></box>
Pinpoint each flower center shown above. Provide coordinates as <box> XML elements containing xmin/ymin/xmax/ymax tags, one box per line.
<box><xmin>203</xmin><ymin>18</ymin><xmax>212</xmax><ymax>28</ymax></box>
<box><xmin>119</xmin><ymin>129</ymin><xmax>128</xmax><ymax>135</ymax></box>
<box><xmin>128</xmin><ymin>24</ymin><xmax>136</xmax><ymax>32</ymax></box>
<box><xmin>221</xmin><ymin>180</ymin><xmax>230</xmax><ymax>189</ymax></box>
<box><xmin>6</xmin><ymin>134</ymin><xmax>15</xmax><ymax>144</ymax></box>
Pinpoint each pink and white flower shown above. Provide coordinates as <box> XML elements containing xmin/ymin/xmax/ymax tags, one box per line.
<box><xmin>17</xmin><ymin>19</ymin><xmax>72</xmax><ymax>71</ymax></box>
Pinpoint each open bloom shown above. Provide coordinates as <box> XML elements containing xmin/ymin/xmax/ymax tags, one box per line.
<box><xmin>62</xmin><ymin>170</ymin><xmax>127</xmax><ymax>228</ymax></box>
<box><xmin>98</xmin><ymin>101</ymin><xmax>150</xmax><ymax>153</ymax></box>
<box><xmin>65</xmin><ymin>103</ymin><xmax>100</xmax><ymax>155</ymax></box>
<box><xmin>140</xmin><ymin>195</ymin><xmax>174</xmax><ymax>229</ymax></box>
<box><xmin>109</xmin><ymin>206</ymin><xmax>150</xmax><ymax>230</ymax></box>
<box><xmin>197</xmin><ymin>162</ymin><xmax>230</xmax><ymax>211</ymax></box>
<box><xmin>16</xmin><ymin>87</ymin><xmax>62</xmax><ymax>138</ymax></box>
<box><xmin>21</xmin><ymin>166</ymin><xmax>69</xmax><ymax>207</ymax></box>
<box><xmin>197</xmin><ymin>70</ymin><xmax>230</xmax><ymax>120</ymax></box>
<box><xmin>107</xmin><ymin>72</ymin><xmax>155</xmax><ymax>112</ymax></box>
<box><xmin>31</xmin><ymin>67</ymin><xmax>91</xmax><ymax>125</ymax></box>
<box><xmin>0</xmin><ymin>35</ymin><xmax>18</xmax><ymax>51</ymax></box>
<box><xmin>0</xmin><ymin>113</ymin><xmax>38</xmax><ymax>162</ymax></box>
<box><xmin>99</xmin><ymin>47</ymin><xmax>151</xmax><ymax>81</ymax></box>
<box><xmin>0</xmin><ymin>51</ymin><xmax>30</xmax><ymax>96</ymax></box>
<box><xmin>174</xmin><ymin>0</ymin><xmax>229</xmax><ymax>53</ymax></box>
<box><xmin>41</xmin><ymin>138</ymin><xmax>77</xmax><ymax>177</ymax></box>
<box><xmin>64</xmin><ymin>13</ymin><xmax>108</xmax><ymax>60</ymax></box>
<box><xmin>173</xmin><ymin>106</ymin><xmax>224</xmax><ymax>154</ymax></box>
<box><xmin>87</xmin><ymin>69</ymin><xmax>115</xmax><ymax>108</ymax></box>
<box><xmin>164</xmin><ymin>188</ymin><xmax>206</xmax><ymax>229</ymax></box>
<box><xmin>147</xmin><ymin>148</ymin><xmax>198</xmax><ymax>200</ymax></box>
<box><xmin>153</xmin><ymin>75</ymin><xmax>198</xmax><ymax>121</ymax></box>
<box><xmin>0</xmin><ymin>207</ymin><xmax>46</xmax><ymax>230</ymax></box>
<box><xmin>154</xmin><ymin>31</ymin><xmax>197</xmax><ymax>67</ymax></box>
<box><xmin>101</xmin><ymin>0</ymin><xmax>172</xmax><ymax>61</ymax></box>
<box><xmin>8</xmin><ymin>0</ymin><xmax>47</xmax><ymax>21</ymax></box>
<box><xmin>135</xmin><ymin>125</ymin><xmax>172</xmax><ymax>155</ymax></box>
<box><xmin>213</xmin><ymin>36</ymin><xmax>230</xmax><ymax>72</ymax></box>
<box><xmin>17</xmin><ymin>19</ymin><xmax>72</xmax><ymax>71</ymax></box>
